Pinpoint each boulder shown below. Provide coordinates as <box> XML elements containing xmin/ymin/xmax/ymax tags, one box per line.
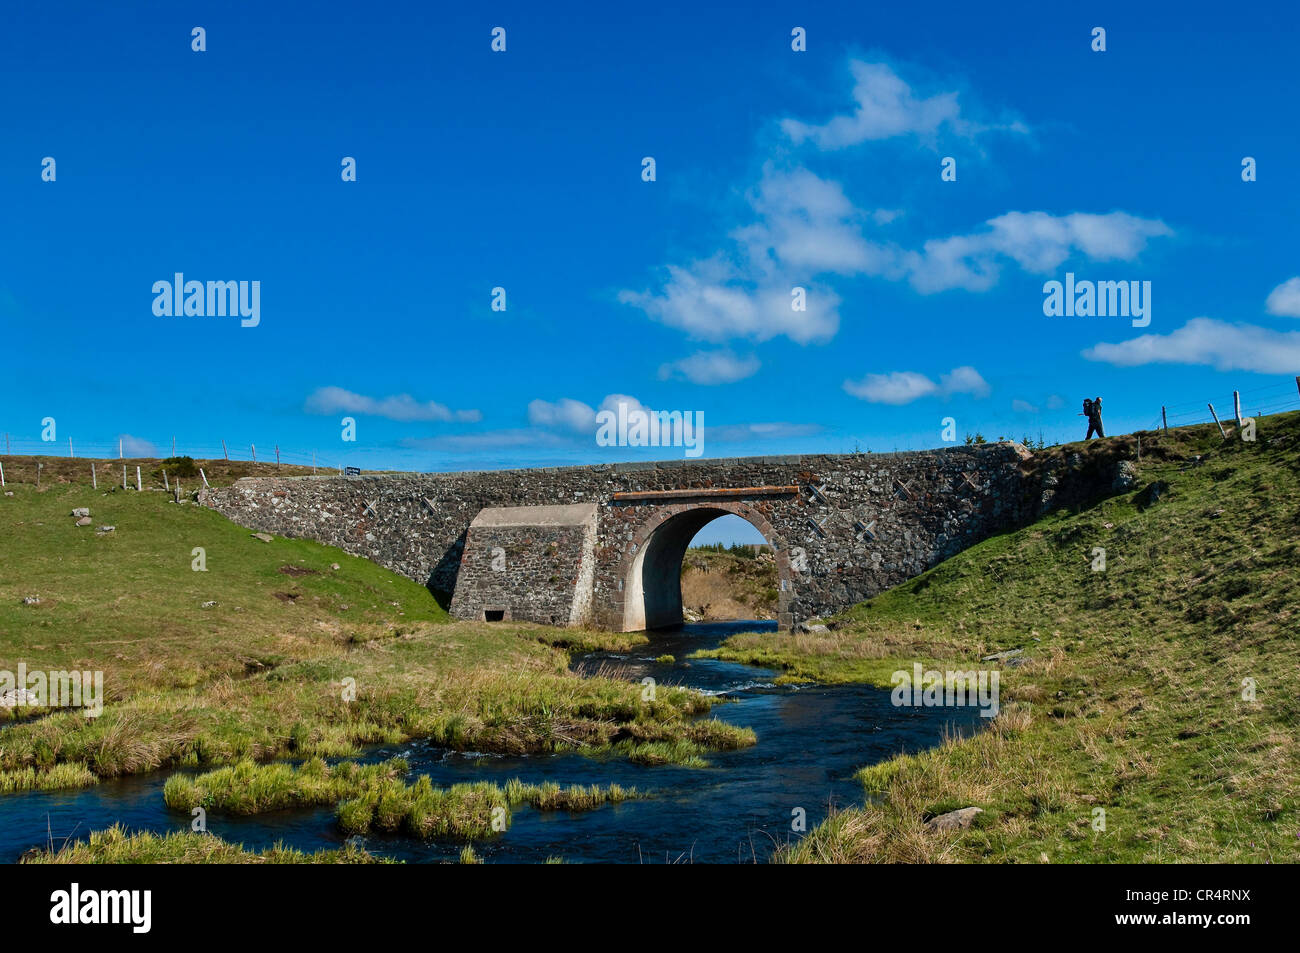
<box><xmin>71</xmin><ymin>507</ymin><xmax>90</xmax><ymax>518</ymax></box>
<box><xmin>75</xmin><ymin>516</ymin><xmax>92</xmax><ymax>526</ymax></box>
<box><xmin>925</xmin><ymin>806</ymin><xmax>984</xmax><ymax>832</ymax></box>
<box><xmin>251</xmin><ymin>533</ymin><xmax>274</xmax><ymax>543</ymax></box>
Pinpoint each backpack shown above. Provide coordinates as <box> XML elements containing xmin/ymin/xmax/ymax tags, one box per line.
<box><xmin>1083</xmin><ymin>398</ymin><xmax>1094</xmax><ymax>417</ymax></box>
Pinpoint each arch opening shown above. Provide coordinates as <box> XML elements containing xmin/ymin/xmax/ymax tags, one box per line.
<box><xmin>621</xmin><ymin>503</ymin><xmax>791</xmax><ymax>631</ymax></box>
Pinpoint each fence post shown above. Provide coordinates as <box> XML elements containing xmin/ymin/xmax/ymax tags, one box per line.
<box><xmin>0</xmin><ymin>461</ymin><xmax>5</xmax><ymax>487</ymax></box>
<box><xmin>1208</xmin><ymin>403</ymin><xmax>1228</xmax><ymax>438</ymax></box>
<box><xmin>68</xmin><ymin>437</ymin><xmax>74</xmax><ymax>458</ymax></box>
<box><xmin>251</xmin><ymin>443</ymin><xmax>256</xmax><ymax>463</ymax></box>
<box><xmin>221</xmin><ymin>439</ymin><xmax>229</xmax><ymax>461</ymax></box>
<box><xmin>91</xmin><ymin>463</ymin><xmax>97</xmax><ymax>489</ymax></box>
<box><xmin>37</xmin><ymin>462</ymin><xmax>42</xmax><ymax>488</ymax></box>
<box><xmin>123</xmin><ymin>465</ymin><xmax>127</xmax><ymax>489</ymax></box>
<box><xmin>1161</xmin><ymin>406</ymin><xmax>1168</xmax><ymax>431</ymax></box>
<box><xmin>275</xmin><ymin>444</ymin><xmax>280</xmax><ymax>471</ymax></box>
<box><xmin>119</xmin><ymin>437</ymin><xmax>123</xmax><ymax>459</ymax></box>
<box><xmin>136</xmin><ymin>466</ymin><xmax>142</xmax><ymax>492</ymax></box>
<box><xmin>200</xmin><ymin>467</ymin><xmax>209</xmax><ymax>488</ymax></box>
<box><xmin>1233</xmin><ymin>390</ymin><xmax>1242</xmax><ymax>427</ymax></box>
<box><xmin>163</xmin><ymin>470</ymin><xmax>169</xmax><ymax>491</ymax></box>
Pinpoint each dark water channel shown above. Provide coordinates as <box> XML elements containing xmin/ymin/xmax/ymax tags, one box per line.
<box><xmin>0</xmin><ymin>621</ymin><xmax>981</xmax><ymax>863</ymax></box>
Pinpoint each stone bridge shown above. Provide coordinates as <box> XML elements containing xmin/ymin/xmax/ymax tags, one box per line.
<box><xmin>204</xmin><ymin>444</ymin><xmax>1041</xmax><ymax>631</ymax></box>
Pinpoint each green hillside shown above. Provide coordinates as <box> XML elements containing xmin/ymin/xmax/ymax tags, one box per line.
<box><xmin>704</xmin><ymin>413</ymin><xmax>1300</xmax><ymax>863</ymax></box>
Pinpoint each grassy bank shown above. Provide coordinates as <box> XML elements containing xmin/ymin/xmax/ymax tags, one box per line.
<box><xmin>680</xmin><ymin>547</ymin><xmax>779</xmax><ymax>621</ymax></box>
<box><xmin>704</xmin><ymin>414</ymin><xmax>1300</xmax><ymax>863</ymax></box>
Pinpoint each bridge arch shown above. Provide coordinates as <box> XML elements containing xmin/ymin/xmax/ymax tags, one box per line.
<box><xmin>618</xmin><ymin>500</ymin><xmax>793</xmax><ymax>631</ymax></box>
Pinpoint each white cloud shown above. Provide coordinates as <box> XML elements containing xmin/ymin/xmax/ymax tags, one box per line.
<box><xmin>1082</xmin><ymin>317</ymin><xmax>1300</xmax><ymax>374</ymax></box>
<box><xmin>527</xmin><ymin>397</ymin><xmax>596</xmax><ymax>432</ymax></box>
<box><xmin>905</xmin><ymin>211</ymin><xmax>1172</xmax><ymax>293</ymax></box>
<box><xmin>780</xmin><ymin>60</ymin><xmax>1026</xmax><ymax>150</ymax></box>
<box><xmin>1265</xmin><ymin>277</ymin><xmax>1300</xmax><ymax>317</ymax></box>
<box><xmin>709</xmin><ymin>422</ymin><xmax>822</xmax><ymax>442</ymax></box>
<box><xmin>305</xmin><ymin>386</ymin><xmax>481</xmax><ymax>423</ymax></box>
<box><xmin>1011</xmin><ymin>399</ymin><xmax>1039</xmax><ymax>414</ymax></box>
<box><xmin>619</xmin><ymin>166</ymin><xmax>857</xmax><ymax>345</ymax></box>
<box><xmin>658</xmin><ymin>350</ymin><xmax>761</xmax><ymax>385</ymax></box>
<box><xmin>843</xmin><ymin>365</ymin><xmax>990</xmax><ymax>405</ymax></box>
<box><xmin>117</xmin><ymin>434</ymin><xmax>157</xmax><ymax>457</ymax></box>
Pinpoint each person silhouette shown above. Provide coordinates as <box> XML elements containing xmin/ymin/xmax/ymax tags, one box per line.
<box><xmin>1084</xmin><ymin>396</ymin><xmax>1105</xmax><ymax>440</ymax></box>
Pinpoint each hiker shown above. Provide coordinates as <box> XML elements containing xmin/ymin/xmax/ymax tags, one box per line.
<box><xmin>1083</xmin><ymin>396</ymin><xmax>1105</xmax><ymax>440</ymax></box>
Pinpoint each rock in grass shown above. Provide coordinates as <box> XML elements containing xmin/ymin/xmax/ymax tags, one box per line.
<box><xmin>201</xmin><ymin>601</ymin><xmax>217</xmax><ymax>609</ymax></box>
<box><xmin>21</xmin><ymin>596</ymin><xmax>40</xmax><ymax>605</ymax></box>
<box><xmin>925</xmin><ymin>807</ymin><xmax>983</xmax><ymax>832</ymax></box>
<box><xmin>331</xmin><ymin>563</ymin><xmax>340</xmax><ymax>571</ymax></box>
<box><xmin>75</xmin><ymin>517</ymin><xmax>92</xmax><ymax>527</ymax></box>
<box><xmin>251</xmin><ymin>533</ymin><xmax>274</xmax><ymax>543</ymax></box>
<box><xmin>0</xmin><ymin>688</ymin><xmax>41</xmax><ymax>709</ymax></box>
<box><xmin>71</xmin><ymin>507</ymin><xmax>89</xmax><ymax>518</ymax></box>
<box><xmin>97</xmin><ymin>525</ymin><xmax>115</xmax><ymax>534</ymax></box>
<box><xmin>981</xmin><ymin>648</ymin><xmax>1023</xmax><ymax>662</ymax></box>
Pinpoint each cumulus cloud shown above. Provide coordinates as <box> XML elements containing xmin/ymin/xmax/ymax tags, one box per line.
<box><xmin>780</xmin><ymin>60</ymin><xmax>1026</xmax><ymax>150</ymax></box>
<box><xmin>621</xmin><ymin>61</ymin><xmax>1170</xmax><ymax>348</ymax></box>
<box><xmin>527</xmin><ymin>397</ymin><xmax>597</xmax><ymax>432</ymax></box>
<box><xmin>843</xmin><ymin>365</ymin><xmax>990</xmax><ymax>405</ymax></box>
<box><xmin>1265</xmin><ymin>277</ymin><xmax>1300</xmax><ymax>317</ymax></box>
<box><xmin>658</xmin><ymin>350</ymin><xmax>761</xmax><ymax>385</ymax></box>
<box><xmin>305</xmin><ymin>386</ymin><xmax>481</xmax><ymax>423</ymax></box>
<box><xmin>117</xmin><ymin>434</ymin><xmax>157</xmax><ymax>457</ymax></box>
<box><xmin>1011</xmin><ymin>399</ymin><xmax>1039</xmax><ymax>414</ymax></box>
<box><xmin>1082</xmin><ymin>318</ymin><xmax>1300</xmax><ymax>374</ymax></box>
<box><xmin>904</xmin><ymin>211</ymin><xmax>1172</xmax><ymax>293</ymax></box>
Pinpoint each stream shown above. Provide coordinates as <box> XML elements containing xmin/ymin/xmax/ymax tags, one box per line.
<box><xmin>0</xmin><ymin>621</ymin><xmax>981</xmax><ymax>863</ymax></box>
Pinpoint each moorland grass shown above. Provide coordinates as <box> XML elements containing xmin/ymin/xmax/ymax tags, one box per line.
<box><xmin>733</xmin><ymin>414</ymin><xmax>1300</xmax><ymax>863</ymax></box>
<box><xmin>19</xmin><ymin>824</ymin><xmax>386</xmax><ymax>864</ymax></box>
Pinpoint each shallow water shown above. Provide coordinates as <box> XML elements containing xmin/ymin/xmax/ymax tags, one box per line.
<box><xmin>0</xmin><ymin>621</ymin><xmax>981</xmax><ymax>863</ymax></box>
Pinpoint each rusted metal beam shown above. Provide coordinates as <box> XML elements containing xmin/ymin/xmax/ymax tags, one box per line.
<box><xmin>612</xmin><ymin>484</ymin><xmax>799</xmax><ymax>502</ymax></box>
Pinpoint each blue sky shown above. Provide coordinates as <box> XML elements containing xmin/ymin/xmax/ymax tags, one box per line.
<box><xmin>3</xmin><ymin>0</ymin><xmax>1299</xmax><ymax>522</ymax></box>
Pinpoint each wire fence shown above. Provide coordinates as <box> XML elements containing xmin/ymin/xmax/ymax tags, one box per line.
<box><xmin>1140</xmin><ymin>377</ymin><xmax>1300</xmax><ymax>433</ymax></box>
<box><xmin>1</xmin><ymin>377</ymin><xmax>1298</xmax><ymax>486</ymax></box>
<box><xmin>0</xmin><ymin>435</ymin><xmax>347</xmax><ymax>472</ymax></box>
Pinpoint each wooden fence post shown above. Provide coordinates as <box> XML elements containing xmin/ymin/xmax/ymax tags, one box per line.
<box><xmin>221</xmin><ymin>439</ymin><xmax>229</xmax><ymax>461</ymax></box>
<box><xmin>91</xmin><ymin>463</ymin><xmax>97</xmax><ymax>489</ymax></box>
<box><xmin>200</xmin><ymin>468</ymin><xmax>209</xmax><ymax>488</ymax></box>
<box><xmin>0</xmin><ymin>461</ymin><xmax>5</xmax><ymax>487</ymax></box>
<box><xmin>1233</xmin><ymin>390</ymin><xmax>1243</xmax><ymax>427</ymax></box>
<box><xmin>1161</xmin><ymin>406</ymin><xmax>1168</xmax><ymax>431</ymax></box>
<box><xmin>1208</xmin><ymin>403</ymin><xmax>1228</xmax><ymax>438</ymax></box>
<box><xmin>123</xmin><ymin>465</ymin><xmax>127</xmax><ymax>489</ymax></box>
<box><xmin>136</xmin><ymin>466</ymin><xmax>142</xmax><ymax>492</ymax></box>
<box><xmin>251</xmin><ymin>443</ymin><xmax>256</xmax><ymax>463</ymax></box>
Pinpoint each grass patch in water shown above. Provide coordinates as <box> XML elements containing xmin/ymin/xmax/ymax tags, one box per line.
<box><xmin>163</xmin><ymin>756</ymin><xmax>407</xmax><ymax>813</ymax></box>
<box><xmin>21</xmin><ymin>824</ymin><xmax>387</xmax><ymax>864</ymax></box>
<box><xmin>0</xmin><ymin>762</ymin><xmax>98</xmax><ymax>793</ymax></box>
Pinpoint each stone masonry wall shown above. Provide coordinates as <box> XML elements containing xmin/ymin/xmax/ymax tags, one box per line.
<box><xmin>203</xmin><ymin>444</ymin><xmax>1040</xmax><ymax>629</ymax></box>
